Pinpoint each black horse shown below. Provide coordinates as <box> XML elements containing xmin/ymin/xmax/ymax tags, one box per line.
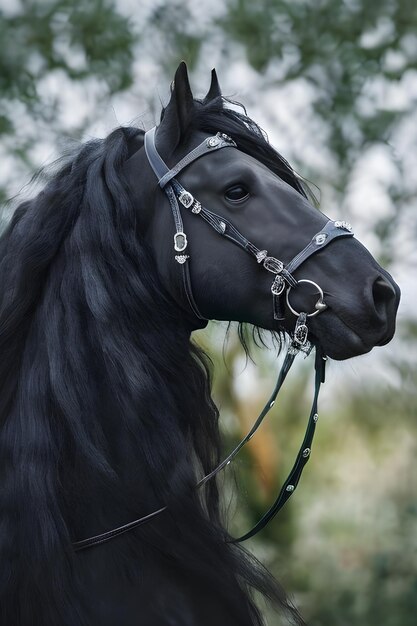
<box><xmin>0</xmin><ymin>62</ymin><xmax>399</xmax><ymax>626</ymax></box>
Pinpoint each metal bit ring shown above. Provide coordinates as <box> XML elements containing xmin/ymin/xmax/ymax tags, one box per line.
<box><xmin>286</xmin><ymin>279</ymin><xmax>327</xmax><ymax>318</ymax></box>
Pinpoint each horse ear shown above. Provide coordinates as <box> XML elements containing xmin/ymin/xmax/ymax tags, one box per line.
<box><xmin>158</xmin><ymin>61</ymin><xmax>194</xmax><ymax>153</ymax></box>
<box><xmin>203</xmin><ymin>68</ymin><xmax>222</xmax><ymax>103</ymax></box>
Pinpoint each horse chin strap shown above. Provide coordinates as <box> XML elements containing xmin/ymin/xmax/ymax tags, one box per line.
<box><xmin>71</xmin><ymin>127</ymin><xmax>354</xmax><ymax>552</ymax></box>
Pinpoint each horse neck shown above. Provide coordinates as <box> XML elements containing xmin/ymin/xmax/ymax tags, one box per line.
<box><xmin>60</xmin><ymin>314</ymin><xmax>219</xmax><ymax>544</ymax></box>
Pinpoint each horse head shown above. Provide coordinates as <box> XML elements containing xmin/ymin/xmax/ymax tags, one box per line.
<box><xmin>125</xmin><ymin>61</ymin><xmax>400</xmax><ymax>361</ymax></box>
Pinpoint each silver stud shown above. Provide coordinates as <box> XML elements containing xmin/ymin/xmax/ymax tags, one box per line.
<box><xmin>270</xmin><ymin>400</ymin><xmax>275</xmax><ymax>408</ymax></box>
<box><xmin>315</xmin><ymin>233</ymin><xmax>327</xmax><ymax>245</ymax></box>
<box><xmin>334</xmin><ymin>220</ymin><xmax>353</xmax><ymax>232</ymax></box>
<box><xmin>191</xmin><ymin>201</ymin><xmax>202</xmax><ymax>214</ymax></box>
<box><xmin>256</xmin><ymin>250</ymin><xmax>268</xmax><ymax>264</ymax></box>
<box><xmin>219</xmin><ymin>221</ymin><xmax>226</xmax><ymax>233</ymax></box>
<box><xmin>286</xmin><ymin>485</ymin><xmax>295</xmax><ymax>492</ymax></box>
<box><xmin>207</xmin><ymin>136</ymin><xmax>221</xmax><ymax>148</ymax></box>
<box><xmin>175</xmin><ymin>254</ymin><xmax>189</xmax><ymax>264</ymax></box>
<box><xmin>315</xmin><ymin>300</ymin><xmax>327</xmax><ymax>312</ymax></box>
<box><xmin>313</xmin><ymin>413</ymin><xmax>318</xmax><ymax>422</ymax></box>
<box><xmin>302</xmin><ymin>448</ymin><xmax>311</xmax><ymax>458</ymax></box>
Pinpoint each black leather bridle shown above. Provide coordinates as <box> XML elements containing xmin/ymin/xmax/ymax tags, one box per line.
<box><xmin>72</xmin><ymin>128</ymin><xmax>354</xmax><ymax>551</ymax></box>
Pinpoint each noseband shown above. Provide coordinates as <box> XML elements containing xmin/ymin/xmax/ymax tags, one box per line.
<box><xmin>72</xmin><ymin>128</ymin><xmax>354</xmax><ymax>551</ymax></box>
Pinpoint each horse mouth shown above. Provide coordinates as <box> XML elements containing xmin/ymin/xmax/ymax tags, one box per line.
<box><xmin>308</xmin><ymin>317</ymin><xmax>396</xmax><ymax>361</ymax></box>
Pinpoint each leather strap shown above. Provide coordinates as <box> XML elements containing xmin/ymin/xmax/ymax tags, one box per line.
<box><xmin>144</xmin><ymin>127</ymin><xmax>170</xmax><ymax>180</ymax></box>
<box><xmin>158</xmin><ymin>134</ymin><xmax>236</xmax><ymax>188</ymax></box>
<box><xmin>72</xmin><ymin>506</ymin><xmax>167</xmax><ymax>552</ymax></box>
<box><xmin>231</xmin><ymin>347</ymin><xmax>326</xmax><ymax>542</ymax></box>
<box><xmin>286</xmin><ymin>220</ymin><xmax>353</xmax><ymax>275</ymax></box>
<box><xmin>144</xmin><ymin>126</ymin><xmax>236</xmax><ymax>188</ymax></box>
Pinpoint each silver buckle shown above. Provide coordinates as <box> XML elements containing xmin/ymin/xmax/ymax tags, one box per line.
<box><xmin>178</xmin><ymin>191</ymin><xmax>194</xmax><ymax>208</ymax></box>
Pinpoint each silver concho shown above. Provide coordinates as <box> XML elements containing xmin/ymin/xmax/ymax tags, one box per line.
<box><xmin>175</xmin><ymin>255</ymin><xmax>189</xmax><ymax>264</ymax></box>
<box><xmin>271</xmin><ymin>275</ymin><xmax>285</xmax><ymax>296</ymax></box>
<box><xmin>286</xmin><ymin>485</ymin><xmax>295</xmax><ymax>492</ymax></box>
<box><xmin>315</xmin><ymin>233</ymin><xmax>327</xmax><ymax>245</ymax></box>
<box><xmin>294</xmin><ymin>323</ymin><xmax>308</xmax><ymax>346</ymax></box>
<box><xmin>263</xmin><ymin>256</ymin><xmax>284</xmax><ymax>274</ymax></box>
<box><xmin>178</xmin><ymin>191</ymin><xmax>194</xmax><ymax>208</ymax></box>
<box><xmin>219</xmin><ymin>221</ymin><xmax>226</xmax><ymax>234</ymax></box>
<box><xmin>207</xmin><ymin>136</ymin><xmax>221</xmax><ymax>148</ymax></box>
<box><xmin>174</xmin><ymin>232</ymin><xmax>188</xmax><ymax>252</ymax></box>
<box><xmin>334</xmin><ymin>220</ymin><xmax>353</xmax><ymax>232</ymax></box>
<box><xmin>191</xmin><ymin>201</ymin><xmax>202</xmax><ymax>214</ymax></box>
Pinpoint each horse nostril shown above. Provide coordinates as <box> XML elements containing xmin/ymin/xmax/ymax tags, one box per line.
<box><xmin>372</xmin><ymin>276</ymin><xmax>396</xmax><ymax>318</ymax></box>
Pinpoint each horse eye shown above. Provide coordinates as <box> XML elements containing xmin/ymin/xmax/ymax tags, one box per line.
<box><xmin>224</xmin><ymin>185</ymin><xmax>249</xmax><ymax>202</ymax></box>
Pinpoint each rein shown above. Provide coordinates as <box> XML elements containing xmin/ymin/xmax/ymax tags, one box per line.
<box><xmin>72</xmin><ymin>128</ymin><xmax>353</xmax><ymax>552</ymax></box>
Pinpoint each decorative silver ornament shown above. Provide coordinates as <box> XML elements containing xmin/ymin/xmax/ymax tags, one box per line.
<box><xmin>191</xmin><ymin>201</ymin><xmax>202</xmax><ymax>214</ymax></box>
<box><xmin>334</xmin><ymin>220</ymin><xmax>352</xmax><ymax>232</ymax></box>
<box><xmin>207</xmin><ymin>136</ymin><xmax>221</xmax><ymax>148</ymax></box>
<box><xmin>220</xmin><ymin>132</ymin><xmax>233</xmax><ymax>143</ymax></box>
<box><xmin>294</xmin><ymin>323</ymin><xmax>308</xmax><ymax>346</ymax></box>
<box><xmin>256</xmin><ymin>250</ymin><xmax>268</xmax><ymax>264</ymax></box>
<box><xmin>288</xmin><ymin>345</ymin><xmax>300</xmax><ymax>356</ymax></box>
<box><xmin>219</xmin><ymin>221</ymin><xmax>226</xmax><ymax>233</ymax></box>
<box><xmin>175</xmin><ymin>255</ymin><xmax>189</xmax><ymax>264</ymax></box>
<box><xmin>286</xmin><ymin>485</ymin><xmax>295</xmax><ymax>492</ymax></box>
<box><xmin>271</xmin><ymin>275</ymin><xmax>285</xmax><ymax>296</ymax></box>
<box><xmin>315</xmin><ymin>233</ymin><xmax>327</xmax><ymax>245</ymax></box>
<box><xmin>302</xmin><ymin>448</ymin><xmax>311</xmax><ymax>458</ymax></box>
<box><xmin>174</xmin><ymin>232</ymin><xmax>188</xmax><ymax>252</ymax></box>
<box><xmin>178</xmin><ymin>191</ymin><xmax>194</xmax><ymax>208</ymax></box>
<box><xmin>313</xmin><ymin>413</ymin><xmax>318</xmax><ymax>422</ymax></box>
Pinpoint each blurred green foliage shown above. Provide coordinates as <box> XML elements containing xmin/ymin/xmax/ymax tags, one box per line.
<box><xmin>0</xmin><ymin>0</ymin><xmax>136</xmax><ymax>202</ymax></box>
<box><xmin>221</xmin><ymin>0</ymin><xmax>417</xmax><ymax>154</ymax></box>
<box><xmin>197</xmin><ymin>323</ymin><xmax>417</xmax><ymax>625</ymax></box>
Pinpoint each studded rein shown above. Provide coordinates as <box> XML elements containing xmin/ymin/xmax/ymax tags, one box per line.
<box><xmin>72</xmin><ymin>128</ymin><xmax>354</xmax><ymax>551</ymax></box>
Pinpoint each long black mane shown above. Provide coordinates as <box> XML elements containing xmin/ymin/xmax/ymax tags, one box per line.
<box><xmin>0</xmin><ymin>99</ymin><xmax>306</xmax><ymax>625</ymax></box>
